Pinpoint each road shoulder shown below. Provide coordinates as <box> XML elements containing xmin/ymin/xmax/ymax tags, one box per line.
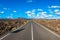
<box><xmin>33</xmin><ymin>21</ymin><xmax>60</xmax><ymax>38</ymax></box>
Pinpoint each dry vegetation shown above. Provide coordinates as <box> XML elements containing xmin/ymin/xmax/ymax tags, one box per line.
<box><xmin>0</xmin><ymin>19</ymin><xmax>28</xmax><ymax>36</ymax></box>
<box><xmin>35</xmin><ymin>19</ymin><xmax>60</xmax><ymax>35</ymax></box>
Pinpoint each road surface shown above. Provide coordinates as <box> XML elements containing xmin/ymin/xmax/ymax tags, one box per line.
<box><xmin>1</xmin><ymin>21</ymin><xmax>60</xmax><ymax>40</ymax></box>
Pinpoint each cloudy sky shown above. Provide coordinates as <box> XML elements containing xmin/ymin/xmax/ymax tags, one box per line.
<box><xmin>0</xmin><ymin>0</ymin><xmax>60</xmax><ymax>19</ymax></box>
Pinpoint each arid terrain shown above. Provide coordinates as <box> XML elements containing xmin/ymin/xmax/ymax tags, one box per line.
<box><xmin>34</xmin><ymin>19</ymin><xmax>60</xmax><ymax>35</ymax></box>
<box><xmin>0</xmin><ymin>19</ymin><xmax>28</xmax><ymax>36</ymax></box>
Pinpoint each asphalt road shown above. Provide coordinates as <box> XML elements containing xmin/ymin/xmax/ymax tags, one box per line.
<box><xmin>1</xmin><ymin>21</ymin><xmax>60</xmax><ymax>40</ymax></box>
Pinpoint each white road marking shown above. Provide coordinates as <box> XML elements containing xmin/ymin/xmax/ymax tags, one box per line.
<box><xmin>0</xmin><ymin>22</ymin><xmax>29</xmax><ymax>40</ymax></box>
<box><xmin>31</xmin><ymin>22</ymin><xmax>34</xmax><ymax>40</ymax></box>
<box><xmin>0</xmin><ymin>33</ymin><xmax>11</xmax><ymax>40</ymax></box>
<box><xmin>34</xmin><ymin>21</ymin><xmax>60</xmax><ymax>38</ymax></box>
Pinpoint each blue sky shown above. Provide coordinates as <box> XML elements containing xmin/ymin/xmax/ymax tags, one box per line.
<box><xmin>0</xmin><ymin>0</ymin><xmax>60</xmax><ymax>19</ymax></box>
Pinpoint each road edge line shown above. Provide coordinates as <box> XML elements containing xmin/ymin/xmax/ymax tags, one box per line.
<box><xmin>33</xmin><ymin>21</ymin><xmax>60</xmax><ymax>38</ymax></box>
<box><xmin>0</xmin><ymin>33</ymin><xmax>11</xmax><ymax>40</ymax></box>
<box><xmin>0</xmin><ymin>22</ymin><xmax>29</xmax><ymax>40</ymax></box>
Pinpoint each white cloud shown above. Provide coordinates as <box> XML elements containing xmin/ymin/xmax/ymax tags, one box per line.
<box><xmin>7</xmin><ymin>14</ymin><xmax>13</xmax><ymax>19</ymax></box>
<box><xmin>27</xmin><ymin>14</ymin><xmax>31</xmax><ymax>16</ymax></box>
<box><xmin>36</xmin><ymin>11</ymin><xmax>48</xmax><ymax>18</ymax></box>
<box><xmin>54</xmin><ymin>9</ymin><xmax>60</xmax><ymax>14</ymax></box>
<box><xmin>25</xmin><ymin>10</ymin><xmax>35</xmax><ymax>18</ymax></box>
<box><xmin>13</xmin><ymin>10</ymin><xmax>17</xmax><ymax>13</ymax></box>
<box><xmin>56</xmin><ymin>12</ymin><xmax>60</xmax><ymax>14</ymax></box>
<box><xmin>41</xmin><ymin>12</ymin><xmax>46</xmax><ymax>14</ymax></box>
<box><xmin>49</xmin><ymin>15</ymin><xmax>53</xmax><ymax>17</ymax></box>
<box><xmin>48</xmin><ymin>6</ymin><xmax>60</xmax><ymax>8</ymax></box>
<box><xmin>25</xmin><ymin>9</ymin><xmax>46</xmax><ymax>18</ymax></box>
<box><xmin>25</xmin><ymin>11</ymin><xmax>32</xmax><ymax>17</ymax></box>
<box><xmin>41</xmin><ymin>12</ymin><xmax>48</xmax><ymax>17</ymax></box>
<box><xmin>7</xmin><ymin>16</ymin><xmax>10</xmax><ymax>19</ymax></box>
<box><xmin>0</xmin><ymin>11</ymin><xmax>4</xmax><ymax>14</ymax></box>
<box><xmin>38</xmin><ymin>9</ymin><xmax>43</xmax><ymax>11</ymax></box>
<box><xmin>31</xmin><ymin>9</ymin><xmax>36</xmax><ymax>13</ymax></box>
<box><xmin>25</xmin><ymin>11</ymin><xmax>32</xmax><ymax>16</ymax></box>
<box><xmin>25</xmin><ymin>11</ymin><xmax>31</xmax><ymax>14</ymax></box>
<box><xmin>31</xmin><ymin>12</ymin><xmax>35</xmax><ymax>15</ymax></box>
<box><xmin>3</xmin><ymin>8</ymin><xmax>9</xmax><ymax>10</ymax></box>
<box><xmin>36</xmin><ymin>12</ymin><xmax>41</xmax><ymax>18</ymax></box>
<box><xmin>7</xmin><ymin>16</ymin><xmax>13</xmax><ymax>19</ymax></box>
<box><xmin>25</xmin><ymin>9</ymin><xmax>52</xmax><ymax>19</ymax></box>
<box><xmin>54</xmin><ymin>9</ymin><xmax>59</xmax><ymax>12</ymax></box>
